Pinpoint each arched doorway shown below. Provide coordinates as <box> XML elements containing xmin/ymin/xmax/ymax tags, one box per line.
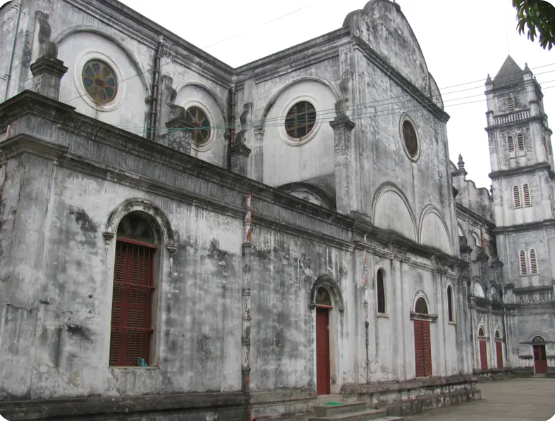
<box><xmin>413</xmin><ymin>296</ymin><xmax>432</xmax><ymax>377</ymax></box>
<box><xmin>478</xmin><ymin>327</ymin><xmax>488</xmax><ymax>371</ymax></box>
<box><xmin>532</xmin><ymin>336</ymin><xmax>547</xmax><ymax>374</ymax></box>
<box><xmin>315</xmin><ymin>288</ymin><xmax>332</xmax><ymax>394</ymax></box>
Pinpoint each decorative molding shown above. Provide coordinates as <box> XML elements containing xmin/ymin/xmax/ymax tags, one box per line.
<box><xmin>309</xmin><ymin>275</ymin><xmax>345</xmax><ymax>314</ymax></box>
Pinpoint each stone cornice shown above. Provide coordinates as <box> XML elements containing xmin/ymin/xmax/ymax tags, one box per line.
<box><xmin>494</xmin><ymin>218</ymin><xmax>555</xmax><ymax>234</ymax></box>
<box><xmin>352</xmin><ymin>36</ymin><xmax>450</xmax><ymax>123</ymax></box>
<box><xmin>484</xmin><ymin>115</ymin><xmax>545</xmax><ymax>131</ymax></box>
<box><xmin>489</xmin><ymin>162</ymin><xmax>553</xmax><ymax>180</ymax></box>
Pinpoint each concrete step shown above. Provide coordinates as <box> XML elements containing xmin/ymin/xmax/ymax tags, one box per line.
<box><xmin>308</xmin><ymin>408</ymin><xmax>393</xmax><ymax>421</ymax></box>
<box><xmin>317</xmin><ymin>395</ymin><xmax>345</xmax><ymax>404</ymax></box>
<box><xmin>313</xmin><ymin>403</ymin><xmax>368</xmax><ymax>417</ymax></box>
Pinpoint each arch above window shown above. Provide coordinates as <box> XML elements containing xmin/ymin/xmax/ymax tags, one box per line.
<box><xmin>316</xmin><ymin>288</ymin><xmax>332</xmax><ymax>307</ymax></box>
<box><xmin>309</xmin><ymin>275</ymin><xmax>345</xmax><ymax>313</ymax></box>
<box><xmin>411</xmin><ymin>292</ymin><xmax>437</xmax><ymax>321</ymax></box>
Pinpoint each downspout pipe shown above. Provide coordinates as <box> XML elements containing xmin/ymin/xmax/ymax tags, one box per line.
<box><xmin>148</xmin><ymin>36</ymin><xmax>164</xmax><ymax>140</ymax></box>
<box><xmin>3</xmin><ymin>0</ymin><xmax>23</xmax><ymax>102</ymax></box>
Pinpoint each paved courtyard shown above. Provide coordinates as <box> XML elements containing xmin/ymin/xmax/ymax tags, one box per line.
<box><xmin>407</xmin><ymin>378</ymin><xmax>555</xmax><ymax>421</ymax></box>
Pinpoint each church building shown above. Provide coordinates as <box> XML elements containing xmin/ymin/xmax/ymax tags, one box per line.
<box><xmin>0</xmin><ymin>0</ymin><xmax>553</xmax><ymax>420</ymax></box>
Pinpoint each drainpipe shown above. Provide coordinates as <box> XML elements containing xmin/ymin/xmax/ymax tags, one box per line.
<box><xmin>3</xmin><ymin>0</ymin><xmax>23</xmax><ymax>102</ymax></box>
<box><xmin>230</xmin><ymin>85</ymin><xmax>236</xmax><ymax>147</ymax></box>
<box><xmin>148</xmin><ymin>36</ymin><xmax>164</xmax><ymax>140</ymax></box>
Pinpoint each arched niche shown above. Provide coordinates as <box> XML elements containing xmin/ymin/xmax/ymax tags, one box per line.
<box><xmin>309</xmin><ymin>275</ymin><xmax>345</xmax><ymax>314</ymax></box>
<box><xmin>372</xmin><ymin>183</ymin><xmax>417</xmax><ymax>241</ymax></box>
<box><xmin>419</xmin><ymin>206</ymin><xmax>451</xmax><ymax>253</ymax></box>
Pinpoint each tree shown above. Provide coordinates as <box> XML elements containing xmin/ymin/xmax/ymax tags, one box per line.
<box><xmin>513</xmin><ymin>0</ymin><xmax>555</xmax><ymax>50</ymax></box>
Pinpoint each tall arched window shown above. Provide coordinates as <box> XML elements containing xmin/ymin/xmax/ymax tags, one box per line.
<box><xmin>508</xmin><ymin>95</ymin><xmax>515</xmax><ymax>112</ymax></box>
<box><xmin>110</xmin><ymin>212</ymin><xmax>158</xmax><ymax>367</ymax></box>
<box><xmin>447</xmin><ymin>285</ymin><xmax>454</xmax><ymax>322</ymax></box>
<box><xmin>513</xmin><ymin>185</ymin><xmax>522</xmax><ymax>208</ymax></box>
<box><xmin>519</xmin><ymin>250</ymin><xmax>528</xmax><ymax>275</ymax></box>
<box><xmin>530</xmin><ymin>249</ymin><xmax>538</xmax><ymax>274</ymax></box>
<box><xmin>377</xmin><ymin>269</ymin><xmax>386</xmax><ymax>314</ymax></box>
<box><xmin>523</xmin><ymin>184</ymin><xmax>531</xmax><ymax>207</ymax></box>
<box><xmin>415</xmin><ymin>297</ymin><xmax>429</xmax><ymax>314</ymax></box>
<box><xmin>517</xmin><ymin>133</ymin><xmax>525</xmax><ymax>151</ymax></box>
<box><xmin>507</xmin><ymin>136</ymin><xmax>515</xmax><ymax>153</ymax></box>
<box><xmin>478</xmin><ymin>327</ymin><xmax>485</xmax><ymax>337</ymax></box>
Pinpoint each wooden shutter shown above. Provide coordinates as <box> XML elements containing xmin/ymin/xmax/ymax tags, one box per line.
<box><xmin>529</xmin><ymin>249</ymin><xmax>538</xmax><ymax>274</ymax></box>
<box><xmin>422</xmin><ymin>322</ymin><xmax>433</xmax><ymax>376</ymax></box>
<box><xmin>517</xmin><ymin>133</ymin><xmax>525</xmax><ymax>151</ymax></box>
<box><xmin>513</xmin><ymin>186</ymin><xmax>521</xmax><ymax>208</ymax></box>
<box><xmin>523</xmin><ymin>184</ymin><xmax>531</xmax><ymax>207</ymax></box>
<box><xmin>414</xmin><ymin>321</ymin><xmax>425</xmax><ymax>377</ymax></box>
<box><xmin>109</xmin><ymin>241</ymin><xmax>155</xmax><ymax>366</ymax></box>
<box><xmin>479</xmin><ymin>340</ymin><xmax>488</xmax><ymax>370</ymax></box>
<box><xmin>496</xmin><ymin>341</ymin><xmax>503</xmax><ymax>369</ymax></box>
<box><xmin>508</xmin><ymin>95</ymin><xmax>515</xmax><ymax>112</ymax></box>
<box><xmin>507</xmin><ymin>136</ymin><xmax>515</xmax><ymax>153</ymax></box>
<box><xmin>519</xmin><ymin>250</ymin><xmax>528</xmax><ymax>275</ymax></box>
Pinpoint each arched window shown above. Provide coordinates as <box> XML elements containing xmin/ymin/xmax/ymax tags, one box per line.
<box><xmin>110</xmin><ymin>212</ymin><xmax>158</xmax><ymax>367</ymax></box>
<box><xmin>478</xmin><ymin>327</ymin><xmax>485</xmax><ymax>337</ymax></box>
<box><xmin>495</xmin><ymin>330</ymin><xmax>501</xmax><ymax>339</ymax></box>
<box><xmin>508</xmin><ymin>95</ymin><xmax>515</xmax><ymax>112</ymax></box>
<box><xmin>519</xmin><ymin>250</ymin><xmax>528</xmax><ymax>275</ymax></box>
<box><xmin>517</xmin><ymin>133</ymin><xmax>525</xmax><ymax>151</ymax></box>
<box><xmin>513</xmin><ymin>185</ymin><xmax>522</xmax><ymax>208</ymax></box>
<box><xmin>447</xmin><ymin>285</ymin><xmax>454</xmax><ymax>322</ymax></box>
<box><xmin>415</xmin><ymin>297</ymin><xmax>429</xmax><ymax>314</ymax></box>
<box><xmin>316</xmin><ymin>288</ymin><xmax>332</xmax><ymax>307</ymax></box>
<box><xmin>377</xmin><ymin>269</ymin><xmax>386</xmax><ymax>314</ymax></box>
<box><xmin>507</xmin><ymin>136</ymin><xmax>515</xmax><ymax>153</ymax></box>
<box><xmin>523</xmin><ymin>184</ymin><xmax>531</xmax><ymax>207</ymax></box>
<box><xmin>530</xmin><ymin>249</ymin><xmax>538</xmax><ymax>274</ymax></box>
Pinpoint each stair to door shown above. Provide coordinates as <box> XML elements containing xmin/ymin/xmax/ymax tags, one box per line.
<box><xmin>309</xmin><ymin>401</ymin><xmax>404</xmax><ymax>421</ymax></box>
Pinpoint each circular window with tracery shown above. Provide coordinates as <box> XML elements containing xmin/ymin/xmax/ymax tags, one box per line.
<box><xmin>82</xmin><ymin>60</ymin><xmax>118</xmax><ymax>105</ymax></box>
<box><xmin>185</xmin><ymin>107</ymin><xmax>211</xmax><ymax>145</ymax></box>
<box><xmin>285</xmin><ymin>101</ymin><xmax>317</xmax><ymax>140</ymax></box>
<box><xmin>402</xmin><ymin>119</ymin><xmax>419</xmax><ymax>159</ymax></box>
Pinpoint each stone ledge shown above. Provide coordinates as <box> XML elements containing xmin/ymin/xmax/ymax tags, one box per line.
<box><xmin>385</xmin><ymin>389</ymin><xmax>481</xmax><ymax>417</ymax></box>
<box><xmin>0</xmin><ymin>391</ymin><xmax>247</xmax><ymax>420</ymax></box>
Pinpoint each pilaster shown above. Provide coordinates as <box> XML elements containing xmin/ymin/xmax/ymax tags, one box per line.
<box><xmin>330</xmin><ymin>113</ymin><xmax>356</xmax><ymax>215</ymax></box>
<box><xmin>165</xmin><ymin>117</ymin><xmax>192</xmax><ymax>155</ymax></box>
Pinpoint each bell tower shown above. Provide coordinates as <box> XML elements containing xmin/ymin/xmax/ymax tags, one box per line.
<box><xmin>485</xmin><ymin>56</ymin><xmax>555</xmax><ymax>373</ymax></box>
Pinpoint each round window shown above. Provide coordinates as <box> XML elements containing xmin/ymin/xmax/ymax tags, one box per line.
<box><xmin>82</xmin><ymin>60</ymin><xmax>118</xmax><ymax>104</ymax></box>
<box><xmin>402</xmin><ymin>120</ymin><xmax>419</xmax><ymax>158</ymax></box>
<box><xmin>285</xmin><ymin>101</ymin><xmax>317</xmax><ymax>140</ymax></box>
<box><xmin>185</xmin><ymin>107</ymin><xmax>211</xmax><ymax>145</ymax></box>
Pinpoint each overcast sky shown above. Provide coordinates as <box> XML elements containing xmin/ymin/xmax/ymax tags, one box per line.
<box><xmin>3</xmin><ymin>0</ymin><xmax>554</xmax><ymax>188</ymax></box>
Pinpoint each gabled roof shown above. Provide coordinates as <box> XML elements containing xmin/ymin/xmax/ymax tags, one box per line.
<box><xmin>492</xmin><ymin>55</ymin><xmax>524</xmax><ymax>88</ymax></box>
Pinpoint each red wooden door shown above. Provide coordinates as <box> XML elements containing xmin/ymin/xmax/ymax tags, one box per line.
<box><xmin>534</xmin><ymin>345</ymin><xmax>548</xmax><ymax>374</ymax></box>
<box><xmin>414</xmin><ymin>320</ymin><xmax>432</xmax><ymax>377</ymax></box>
<box><xmin>316</xmin><ymin>309</ymin><xmax>330</xmax><ymax>394</ymax></box>
<box><xmin>496</xmin><ymin>342</ymin><xmax>503</xmax><ymax>369</ymax></box>
<box><xmin>479</xmin><ymin>340</ymin><xmax>488</xmax><ymax>370</ymax></box>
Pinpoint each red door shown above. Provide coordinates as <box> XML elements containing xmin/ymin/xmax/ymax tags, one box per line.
<box><xmin>479</xmin><ymin>340</ymin><xmax>488</xmax><ymax>370</ymax></box>
<box><xmin>534</xmin><ymin>345</ymin><xmax>548</xmax><ymax>374</ymax></box>
<box><xmin>316</xmin><ymin>308</ymin><xmax>330</xmax><ymax>394</ymax></box>
<box><xmin>496</xmin><ymin>341</ymin><xmax>503</xmax><ymax>369</ymax></box>
<box><xmin>414</xmin><ymin>320</ymin><xmax>432</xmax><ymax>377</ymax></box>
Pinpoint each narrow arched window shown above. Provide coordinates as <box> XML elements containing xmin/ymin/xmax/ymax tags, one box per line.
<box><xmin>508</xmin><ymin>95</ymin><xmax>515</xmax><ymax>112</ymax></box>
<box><xmin>519</xmin><ymin>250</ymin><xmax>528</xmax><ymax>275</ymax></box>
<box><xmin>523</xmin><ymin>184</ymin><xmax>531</xmax><ymax>207</ymax></box>
<box><xmin>507</xmin><ymin>136</ymin><xmax>515</xmax><ymax>153</ymax></box>
<box><xmin>530</xmin><ymin>249</ymin><xmax>538</xmax><ymax>274</ymax></box>
<box><xmin>513</xmin><ymin>185</ymin><xmax>522</xmax><ymax>208</ymax></box>
<box><xmin>495</xmin><ymin>330</ymin><xmax>501</xmax><ymax>339</ymax></box>
<box><xmin>517</xmin><ymin>133</ymin><xmax>525</xmax><ymax>151</ymax></box>
<box><xmin>478</xmin><ymin>327</ymin><xmax>485</xmax><ymax>337</ymax></box>
<box><xmin>447</xmin><ymin>285</ymin><xmax>454</xmax><ymax>322</ymax></box>
<box><xmin>110</xmin><ymin>212</ymin><xmax>158</xmax><ymax>367</ymax></box>
<box><xmin>377</xmin><ymin>269</ymin><xmax>386</xmax><ymax>314</ymax></box>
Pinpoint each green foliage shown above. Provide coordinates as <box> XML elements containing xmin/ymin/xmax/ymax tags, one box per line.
<box><xmin>513</xmin><ymin>0</ymin><xmax>555</xmax><ymax>50</ymax></box>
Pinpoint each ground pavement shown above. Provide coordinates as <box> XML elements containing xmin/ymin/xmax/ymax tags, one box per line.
<box><xmin>407</xmin><ymin>378</ymin><xmax>555</xmax><ymax>421</ymax></box>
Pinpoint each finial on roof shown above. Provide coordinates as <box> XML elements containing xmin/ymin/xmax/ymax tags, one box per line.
<box><xmin>486</xmin><ymin>74</ymin><xmax>492</xmax><ymax>85</ymax></box>
<box><xmin>458</xmin><ymin>154</ymin><xmax>465</xmax><ymax>170</ymax></box>
<box><xmin>524</xmin><ymin>62</ymin><xmax>531</xmax><ymax>72</ymax></box>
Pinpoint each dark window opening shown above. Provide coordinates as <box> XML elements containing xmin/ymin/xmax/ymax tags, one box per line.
<box><xmin>285</xmin><ymin>101</ymin><xmax>317</xmax><ymax>140</ymax></box>
<box><xmin>377</xmin><ymin>270</ymin><xmax>386</xmax><ymax>314</ymax></box>
<box><xmin>402</xmin><ymin>120</ymin><xmax>418</xmax><ymax>158</ymax></box>
<box><xmin>415</xmin><ymin>297</ymin><xmax>428</xmax><ymax>315</ymax></box>
<box><xmin>447</xmin><ymin>285</ymin><xmax>454</xmax><ymax>322</ymax></box>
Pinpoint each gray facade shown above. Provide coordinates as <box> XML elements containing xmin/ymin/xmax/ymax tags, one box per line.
<box><xmin>0</xmin><ymin>1</ymin><xmax>551</xmax><ymax>420</ymax></box>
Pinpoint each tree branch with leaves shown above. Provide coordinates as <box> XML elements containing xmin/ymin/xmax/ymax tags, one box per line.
<box><xmin>513</xmin><ymin>0</ymin><xmax>555</xmax><ymax>50</ymax></box>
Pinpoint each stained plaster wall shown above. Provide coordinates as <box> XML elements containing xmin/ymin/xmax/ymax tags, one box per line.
<box><xmin>470</xmin><ymin>309</ymin><xmax>505</xmax><ymax>371</ymax></box>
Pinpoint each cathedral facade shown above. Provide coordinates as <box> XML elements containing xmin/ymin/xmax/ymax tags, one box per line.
<box><xmin>0</xmin><ymin>0</ymin><xmax>553</xmax><ymax>420</ymax></box>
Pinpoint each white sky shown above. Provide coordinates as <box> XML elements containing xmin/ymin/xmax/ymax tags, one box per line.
<box><xmin>3</xmin><ymin>0</ymin><xmax>554</xmax><ymax>188</ymax></box>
